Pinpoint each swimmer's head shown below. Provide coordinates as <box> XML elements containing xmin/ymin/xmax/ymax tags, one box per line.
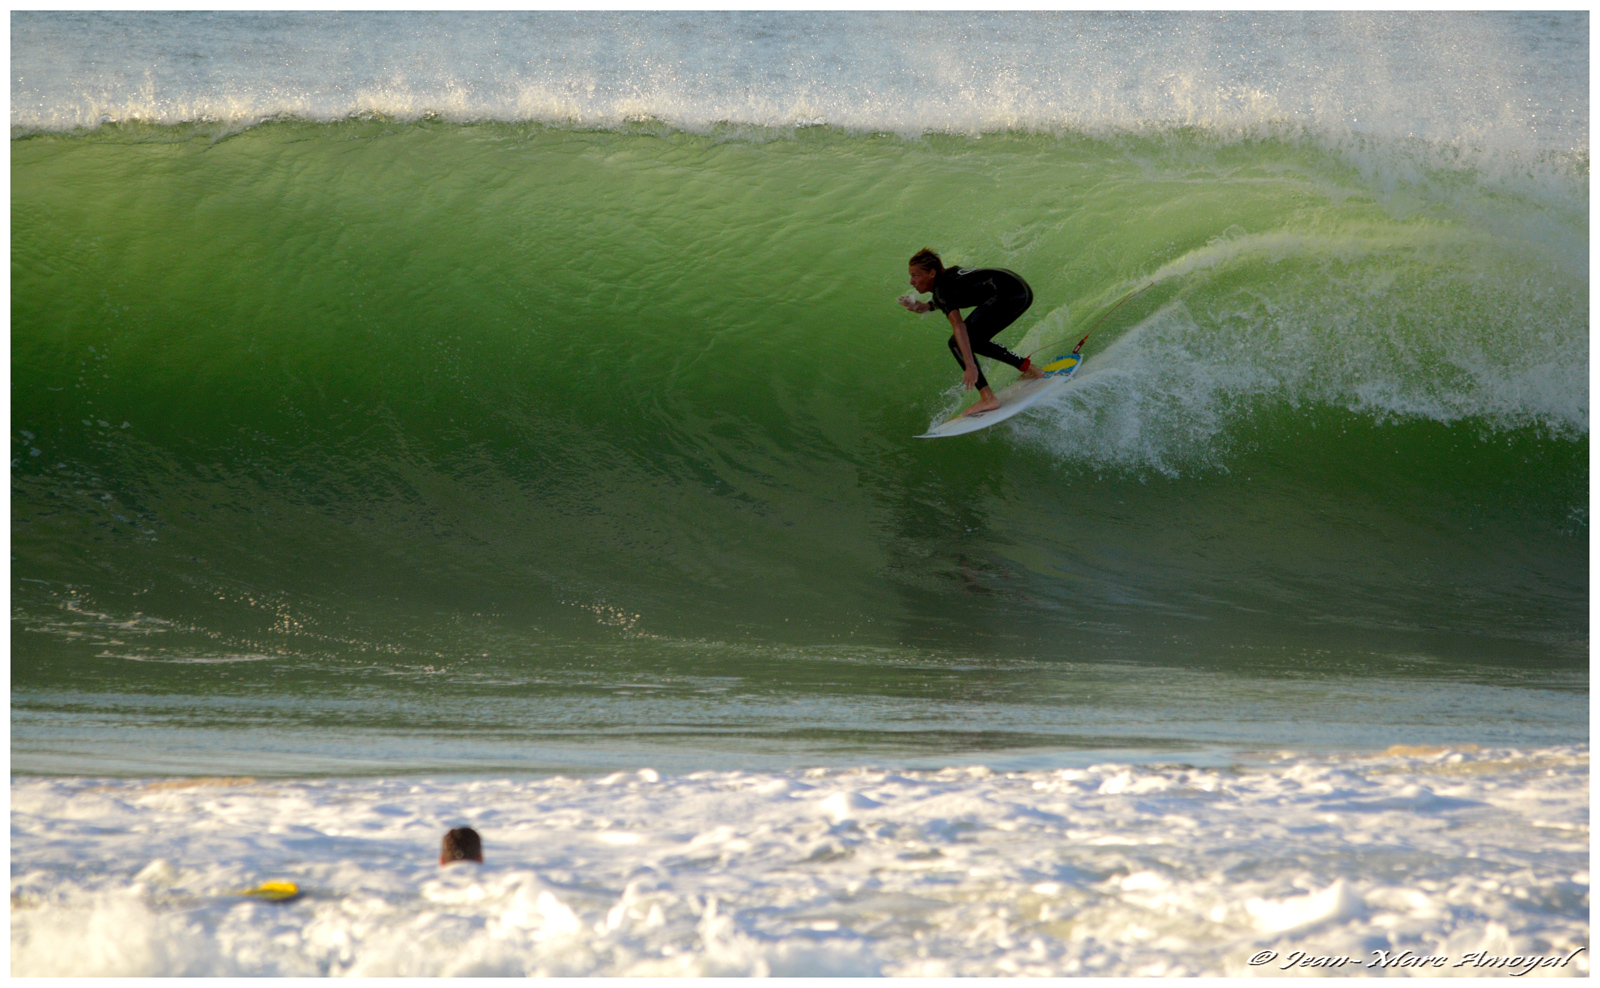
<box><xmin>440</xmin><ymin>827</ymin><xmax>483</xmax><ymax>865</ymax></box>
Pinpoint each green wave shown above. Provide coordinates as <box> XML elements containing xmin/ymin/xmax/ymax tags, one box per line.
<box><xmin>11</xmin><ymin>120</ymin><xmax>1587</xmax><ymax>680</ymax></box>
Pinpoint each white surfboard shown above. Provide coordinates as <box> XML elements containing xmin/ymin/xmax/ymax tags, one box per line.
<box><xmin>915</xmin><ymin>353</ymin><xmax>1085</xmax><ymax>439</ymax></box>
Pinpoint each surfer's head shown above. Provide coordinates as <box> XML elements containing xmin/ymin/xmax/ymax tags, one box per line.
<box><xmin>908</xmin><ymin>248</ymin><xmax>943</xmax><ymax>293</ymax></box>
<box><xmin>440</xmin><ymin>827</ymin><xmax>483</xmax><ymax>865</ymax></box>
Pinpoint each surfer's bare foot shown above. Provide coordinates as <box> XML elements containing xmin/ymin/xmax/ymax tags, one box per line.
<box><xmin>1019</xmin><ymin>358</ymin><xmax>1044</xmax><ymax>380</ymax></box>
<box><xmin>963</xmin><ymin>396</ymin><xmax>1001</xmax><ymax>416</ymax></box>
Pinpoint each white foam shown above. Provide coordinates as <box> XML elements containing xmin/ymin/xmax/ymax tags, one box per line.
<box><xmin>12</xmin><ymin>13</ymin><xmax>1585</xmax><ymax>159</ymax></box>
<box><xmin>11</xmin><ymin>745</ymin><xmax>1588</xmax><ymax>976</ymax></box>
<box><xmin>1247</xmin><ymin>879</ymin><xmax>1365</xmax><ymax>933</ymax></box>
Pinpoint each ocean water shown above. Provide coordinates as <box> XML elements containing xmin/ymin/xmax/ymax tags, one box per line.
<box><xmin>10</xmin><ymin>11</ymin><xmax>1588</xmax><ymax>976</ymax></box>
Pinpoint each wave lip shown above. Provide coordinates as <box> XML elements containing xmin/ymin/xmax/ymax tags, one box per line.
<box><xmin>12</xmin><ymin>10</ymin><xmax>1588</xmax><ymax>157</ymax></box>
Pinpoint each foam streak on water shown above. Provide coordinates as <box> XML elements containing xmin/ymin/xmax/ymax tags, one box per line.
<box><xmin>10</xmin><ymin>746</ymin><xmax>1588</xmax><ymax>976</ymax></box>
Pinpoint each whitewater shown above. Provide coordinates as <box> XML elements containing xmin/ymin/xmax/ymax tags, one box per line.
<box><xmin>10</xmin><ymin>11</ymin><xmax>1587</xmax><ymax>977</ymax></box>
<box><xmin>12</xmin><ymin>746</ymin><xmax>1589</xmax><ymax>977</ymax></box>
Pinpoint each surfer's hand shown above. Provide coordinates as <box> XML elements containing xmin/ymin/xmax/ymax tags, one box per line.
<box><xmin>898</xmin><ymin>294</ymin><xmax>921</xmax><ymax>312</ymax></box>
<box><xmin>963</xmin><ymin>365</ymin><xmax>979</xmax><ymax>389</ymax></box>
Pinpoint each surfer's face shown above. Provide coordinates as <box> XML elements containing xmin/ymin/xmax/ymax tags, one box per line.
<box><xmin>909</xmin><ymin>265</ymin><xmax>937</xmax><ymax>293</ymax></box>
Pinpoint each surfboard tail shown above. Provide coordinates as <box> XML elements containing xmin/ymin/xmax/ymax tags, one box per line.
<box><xmin>916</xmin><ymin>354</ymin><xmax>1084</xmax><ymax>438</ymax></box>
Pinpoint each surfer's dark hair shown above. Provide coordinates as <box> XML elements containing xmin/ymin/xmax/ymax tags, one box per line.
<box><xmin>441</xmin><ymin>827</ymin><xmax>483</xmax><ymax>863</ymax></box>
<box><xmin>909</xmin><ymin>248</ymin><xmax>944</xmax><ymax>273</ymax></box>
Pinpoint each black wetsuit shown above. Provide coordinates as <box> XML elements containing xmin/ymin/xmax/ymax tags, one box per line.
<box><xmin>930</xmin><ymin>267</ymin><xmax>1034</xmax><ymax>391</ymax></box>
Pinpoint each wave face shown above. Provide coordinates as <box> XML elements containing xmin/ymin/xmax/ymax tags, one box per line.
<box><xmin>10</xmin><ymin>14</ymin><xmax>1588</xmax><ymax>766</ymax></box>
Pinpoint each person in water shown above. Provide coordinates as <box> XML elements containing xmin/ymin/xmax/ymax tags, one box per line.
<box><xmin>899</xmin><ymin>248</ymin><xmax>1043</xmax><ymax>415</ymax></box>
<box><xmin>440</xmin><ymin>827</ymin><xmax>483</xmax><ymax>865</ymax></box>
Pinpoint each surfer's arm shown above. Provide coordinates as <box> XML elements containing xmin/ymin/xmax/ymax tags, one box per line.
<box><xmin>948</xmin><ymin>310</ymin><xmax>979</xmax><ymax>388</ymax></box>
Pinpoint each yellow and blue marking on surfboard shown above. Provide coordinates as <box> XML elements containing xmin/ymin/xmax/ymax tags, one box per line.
<box><xmin>1041</xmin><ymin>354</ymin><xmax>1082</xmax><ymax>377</ymax></box>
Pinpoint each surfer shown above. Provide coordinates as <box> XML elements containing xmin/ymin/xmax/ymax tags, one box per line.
<box><xmin>899</xmin><ymin>248</ymin><xmax>1043</xmax><ymax>415</ymax></box>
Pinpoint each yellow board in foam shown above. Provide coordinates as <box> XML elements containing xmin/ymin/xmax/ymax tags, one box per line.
<box><xmin>238</xmin><ymin>880</ymin><xmax>301</xmax><ymax>902</ymax></box>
